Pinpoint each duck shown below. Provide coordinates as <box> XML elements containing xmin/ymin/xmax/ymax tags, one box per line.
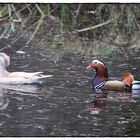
<box><xmin>0</xmin><ymin>52</ymin><xmax>53</xmax><ymax>85</ymax></box>
<box><xmin>87</xmin><ymin>59</ymin><xmax>140</xmax><ymax>92</ymax></box>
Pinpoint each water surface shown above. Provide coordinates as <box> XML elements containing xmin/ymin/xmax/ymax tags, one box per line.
<box><xmin>0</xmin><ymin>48</ymin><xmax>140</xmax><ymax>136</ymax></box>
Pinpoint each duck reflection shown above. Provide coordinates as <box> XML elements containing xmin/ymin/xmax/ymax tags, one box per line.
<box><xmin>88</xmin><ymin>90</ymin><xmax>138</xmax><ymax>114</ymax></box>
<box><xmin>0</xmin><ymin>83</ymin><xmax>45</xmax><ymax>110</ymax></box>
<box><xmin>0</xmin><ymin>87</ymin><xmax>9</xmax><ymax>110</ymax></box>
<box><xmin>88</xmin><ymin>93</ymin><xmax>108</xmax><ymax>114</ymax></box>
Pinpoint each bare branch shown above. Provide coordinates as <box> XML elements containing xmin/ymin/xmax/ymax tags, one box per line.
<box><xmin>75</xmin><ymin>16</ymin><xmax>119</xmax><ymax>33</ymax></box>
<box><xmin>75</xmin><ymin>4</ymin><xmax>81</xmax><ymax>20</ymax></box>
<box><xmin>8</xmin><ymin>4</ymin><xmax>15</xmax><ymax>32</ymax></box>
<box><xmin>25</xmin><ymin>18</ymin><xmax>43</xmax><ymax>46</ymax></box>
<box><xmin>25</xmin><ymin>4</ymin><xmax>45</xmax><ymax>46</ymax></box>
<box><xmin>0</xmin><ymin>16</ymin><xmax>11</xmax><ymax>25</ymax></box>
<box><xmin>35</xmin><ymin>4</ymin><xmax>45</xmax><ymax>17</ymax></box>
<box><xmin>11</xmin><ymin>4</ymin><xmax>22</xmax><ymax>22</ymax></box>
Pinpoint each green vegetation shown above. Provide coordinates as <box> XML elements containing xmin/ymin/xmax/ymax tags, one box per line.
<box><xmin>1</xmin><ymin>4</ymin><xmax>140</xmax><ymax>51</ymax></box>
<box><xmin>0</xmin><ymin>4</ymin><xmax>8</xmax><ymax>17</ymax></box>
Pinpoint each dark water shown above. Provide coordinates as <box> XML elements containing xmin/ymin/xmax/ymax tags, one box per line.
<box><xmin>0</xmin><ymin>48</ymin><xmax>140</xmax><ymax>136</ymax></box>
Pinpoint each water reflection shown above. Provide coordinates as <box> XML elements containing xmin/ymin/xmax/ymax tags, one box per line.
<box><xmin>0</xmin><ymin>88</ymin><xmax>9</xmax><ymax>110</ymax></box>
<box><xmin>87</xmin><ymin>90</ymin><xmax>137</xmax><ymax>115</ymax></box>
<box><xmin>88</xmin><ymin>93</ymin><xmax>107</xmax><ymax>114</ymax></box>
<box><xmin>0</xmin><ymin>84</ymin><xmax>44</xmax><ymax>111</ymax></box>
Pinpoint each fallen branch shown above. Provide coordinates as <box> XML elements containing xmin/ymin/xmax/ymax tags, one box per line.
<box><xmin>25</xmin><ymin>4</ymin><xmax>45</xmax><ymax>46</ymax></box>
<box><xmin>0</xmin><ymin>16</ymin><xmax>11</xmax><ymax>25</ymax></box>
<box><xmin>25</xmin><ymin>4</ymin><xmax>60</xmax><ymax>46</ymax></box>
<box><xmin>75</xmin><ymin>4</ymin><xmax>81</xmax><ymax>20</ymax></box>
<box><xmin>8</xmin><ymin>4</ymin><xmax>15</xmax><ymax>32</ymax></box>
<box><xmin>0</xmin><ymin>27</ymin><xmax>8</xmax><ymax>39</ymax></box>
<box><xmin>75</xmin><ymin>16</ymin><xmax>119</xmax><ymax>33</ymax></box>
<box><xmin>17</xmin><ymin>4</ymin><xmax>60</xmax><ymax>51</ymax></box>
<box><xmin>25</xmin><ymin>18</ymin><xmax>44</xmax><ymax>46</ymax></box>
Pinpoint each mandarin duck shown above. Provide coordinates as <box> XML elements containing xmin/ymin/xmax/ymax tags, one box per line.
<box><xmin>87</xmin><ymin>60</ymin><xmax>140</xmax><ymax>93</ymax></box>
<box><xmin>0</xmin><ymin>52</ymin><xmax>52</xmax><ymax>85</ymax></box>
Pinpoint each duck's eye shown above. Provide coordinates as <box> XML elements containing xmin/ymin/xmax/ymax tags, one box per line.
<box><xmin>93</xmin><ymin>61</ymin><xmax>98</xmax><ymax>64</ymax></box>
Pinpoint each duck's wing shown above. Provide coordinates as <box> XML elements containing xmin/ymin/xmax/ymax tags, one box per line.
<box><xmin>0</xmin><ymin>72</ymin><xmax>53</xmax><ymax>85</ymax></box>
<box><xmin>7</xmin><ymin>72</ymin><xmax>53</xmax><ymax>79</ymax></box>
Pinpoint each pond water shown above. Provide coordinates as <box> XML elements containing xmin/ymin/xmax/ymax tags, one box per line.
<box><xmin>0</xmin><ymin>46</ymin><xmax>140</xmax><ymax>136</ymax></box>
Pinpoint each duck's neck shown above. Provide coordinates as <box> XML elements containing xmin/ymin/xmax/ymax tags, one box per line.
<box><xmin>0</xmin><ymin>65</ymin><xmax>6</xmax><ymax>71</ymax></box>
<box><xmin>0</xmin><ymin>65</ymin><xmax>9</xmax><ymax>77</ymax></box>
<box><xmin>92</xmin><ymin>67</ymin><xmax>108</xmax><ymax>88</ymax></box>
<box><xmin>95</xmin><ymin>67</ymin><xmax>108</xmax><ymax>78</ymax></box>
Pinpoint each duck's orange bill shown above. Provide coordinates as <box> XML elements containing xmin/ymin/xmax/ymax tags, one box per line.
<box><xmin>87</xmin><ymin>64</ymin><xmax>93</xmax><ymax>69</ymax></box>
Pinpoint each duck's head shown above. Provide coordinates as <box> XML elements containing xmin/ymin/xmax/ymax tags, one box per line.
<box><xmin>87</xmin><ymin>60</ymin><xmax>108</xmax><ymax>79</ymax></box>
<box><xmin>122</xmin><ymin>72</ymin><xmax>134</xmax><ymax>87</ymax></box>
<box><xmin>87</xmin><ymin>60</ymin><xmax>108</xmax><ymax>90</ymax></box>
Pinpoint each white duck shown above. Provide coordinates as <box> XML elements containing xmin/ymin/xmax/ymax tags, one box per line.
<box><xmin>0</xmin><ymin>52</ymin><xmax>52</xmax><ymax>85</ymax></box>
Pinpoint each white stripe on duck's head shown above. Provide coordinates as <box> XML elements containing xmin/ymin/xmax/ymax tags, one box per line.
<box><xmin>87</xmin><ymin>60</ymin><xmax>105</xmax><ymax>69</ymax></box>
<box><xmin>87</xmin><ymin>60</ymin><xmax>108</xmax><ymax>79</ymax></box>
